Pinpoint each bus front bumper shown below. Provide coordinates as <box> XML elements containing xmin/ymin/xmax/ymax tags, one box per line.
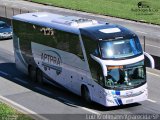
<box><xmin>103</xmin><ymin>83</ymin><xmax>148</xmax><ymax>107</ymax></box>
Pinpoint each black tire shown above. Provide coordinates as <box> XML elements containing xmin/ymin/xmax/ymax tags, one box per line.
<box><xmin>82</xmin><ymin>86</ymin><xmax>91</xmax><ymax>104</ymax></box>
<box><xmin>28</xmin><ymin>66</ymin><xmax>36</xmax><ymax>82</ymax></box>
<box><xmin>36</xmin><ymin>69</ymin><xmax>43</xmax><ymax>84</ymax></box>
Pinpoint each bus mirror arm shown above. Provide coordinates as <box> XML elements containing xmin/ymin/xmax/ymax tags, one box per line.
<box><xmin>90</xmin><ymin>54</ymin><xmax>107</xmax><ymax>77</ymax></box>
<box><xmin>144</xmin><ymin>52</ymin><xmax>155</xmax><ymax>69</ymax></box>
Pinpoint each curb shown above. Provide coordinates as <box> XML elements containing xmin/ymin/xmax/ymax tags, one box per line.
<box><xmin>0</xmin><ymin>95</ymin><xmax>49</xmax><ymax>120</ymax></box>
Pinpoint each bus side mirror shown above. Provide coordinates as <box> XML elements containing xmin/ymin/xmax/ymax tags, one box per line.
<box><xmin>144</xmin><ymin>52</ymin><xmax>155</xmax><ymax>69</ymax></box>
<box><xmin>90</xmin><ymin>54</ymin><xmax>107</xmax><ymax>77</ymax></box>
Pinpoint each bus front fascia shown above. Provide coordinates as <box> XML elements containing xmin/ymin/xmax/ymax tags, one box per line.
<box><xmin>90</xmin><ymin>53</ymin><xmax>155</xmax><ymax>77</ymax></box>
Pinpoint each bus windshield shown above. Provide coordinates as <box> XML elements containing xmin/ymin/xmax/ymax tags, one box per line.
<box><xmin>105</xmin><ymin>61</ymin><xmax>146</xmax><ymax>90</ymax></box>
<box><xmin>99</xmin><ymin>37</ymin><xmax>142</xmax><ymax>59</ymax></box>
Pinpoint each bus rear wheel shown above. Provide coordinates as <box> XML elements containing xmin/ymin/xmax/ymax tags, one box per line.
<box><xmin>36</xmin><ymin>69</ymin><xmax>43</xmax><ymax>84</ymax></box>
<box><xmin>28</xmin><ymin>66</ymin><xmax>36</xmax><ymax>82</ymax></box>
<box><xmin>82</xmin><ymin>86</ymin><xmax>91</xmax><ymax>104</ymax></box>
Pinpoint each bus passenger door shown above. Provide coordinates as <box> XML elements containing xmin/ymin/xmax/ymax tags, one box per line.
<box><xmin>80</xmin><ymin>34</ymin><xmax>105</xmax><ymax>103</ymax></box>
<box><xmin>87</xmin><ymin>56</ymin><xmax>105</xmax><ymax>103</ymax></box>
<box><xmin>91</xmin><ymin>82</ymin><xmax>104</xmax><ymax>104</ymax></box>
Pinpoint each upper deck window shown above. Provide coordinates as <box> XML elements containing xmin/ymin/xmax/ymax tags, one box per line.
<box><xmin>99</xmin><ymin>37</ymin><xmax>143</xmax><ymax>59</ymax></box>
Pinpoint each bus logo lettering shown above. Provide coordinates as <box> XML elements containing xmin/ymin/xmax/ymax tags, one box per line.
<box><xmin>41</xmin><ymin>51</ymin><xmax>62</xmax><ymax>75</ymax></box>
<box><xmin>41</xmin><ymin>53</ymin><xmax>61</xmax><ymax>66</ymax></box>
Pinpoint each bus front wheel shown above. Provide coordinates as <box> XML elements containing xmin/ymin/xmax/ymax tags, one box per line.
<box><xmin>82</xmin><ymin>86</ymin><xmax>91</xmax><ymax>104</ymax></box>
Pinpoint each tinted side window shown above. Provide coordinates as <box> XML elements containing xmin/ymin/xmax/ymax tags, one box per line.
<box><xmin>82</xmin><ymin>36</ymin><xmax>99</xmax><ymax>58</ymax></box>
<box><xmin>55</xmin><ymin>31</ymin><xmax>84</xmax><ymax>60</ymax></box>
<box><xmin>13</xmin><ymin>20</ymin><xmax>84</xmax><ymax>60</ymax></box>
<box><xmin>69</xmin><ymin>34</ymin><xmax>84</xmax><ymax>60</ymax></box>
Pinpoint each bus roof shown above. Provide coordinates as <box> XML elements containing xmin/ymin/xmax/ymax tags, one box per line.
<box><xmin>13</xmin><ymin>12</ymin><xmax>135</xmax><ymax>39</ymax></box>
<box><xmin>80</xmin><ymin>24</ymin><xmax>135</xmax><ymax>40</ymax></box>
<box><xmin>12</xmin><ymin>12</ymin><xmax>103</xmax><ymax>34</ymax></box>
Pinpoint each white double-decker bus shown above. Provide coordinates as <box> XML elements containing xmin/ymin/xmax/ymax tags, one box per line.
<box><xmin>12</xmin><ymin>12</ymin><xmax>154</xmax><ymax>107</ymax></box>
